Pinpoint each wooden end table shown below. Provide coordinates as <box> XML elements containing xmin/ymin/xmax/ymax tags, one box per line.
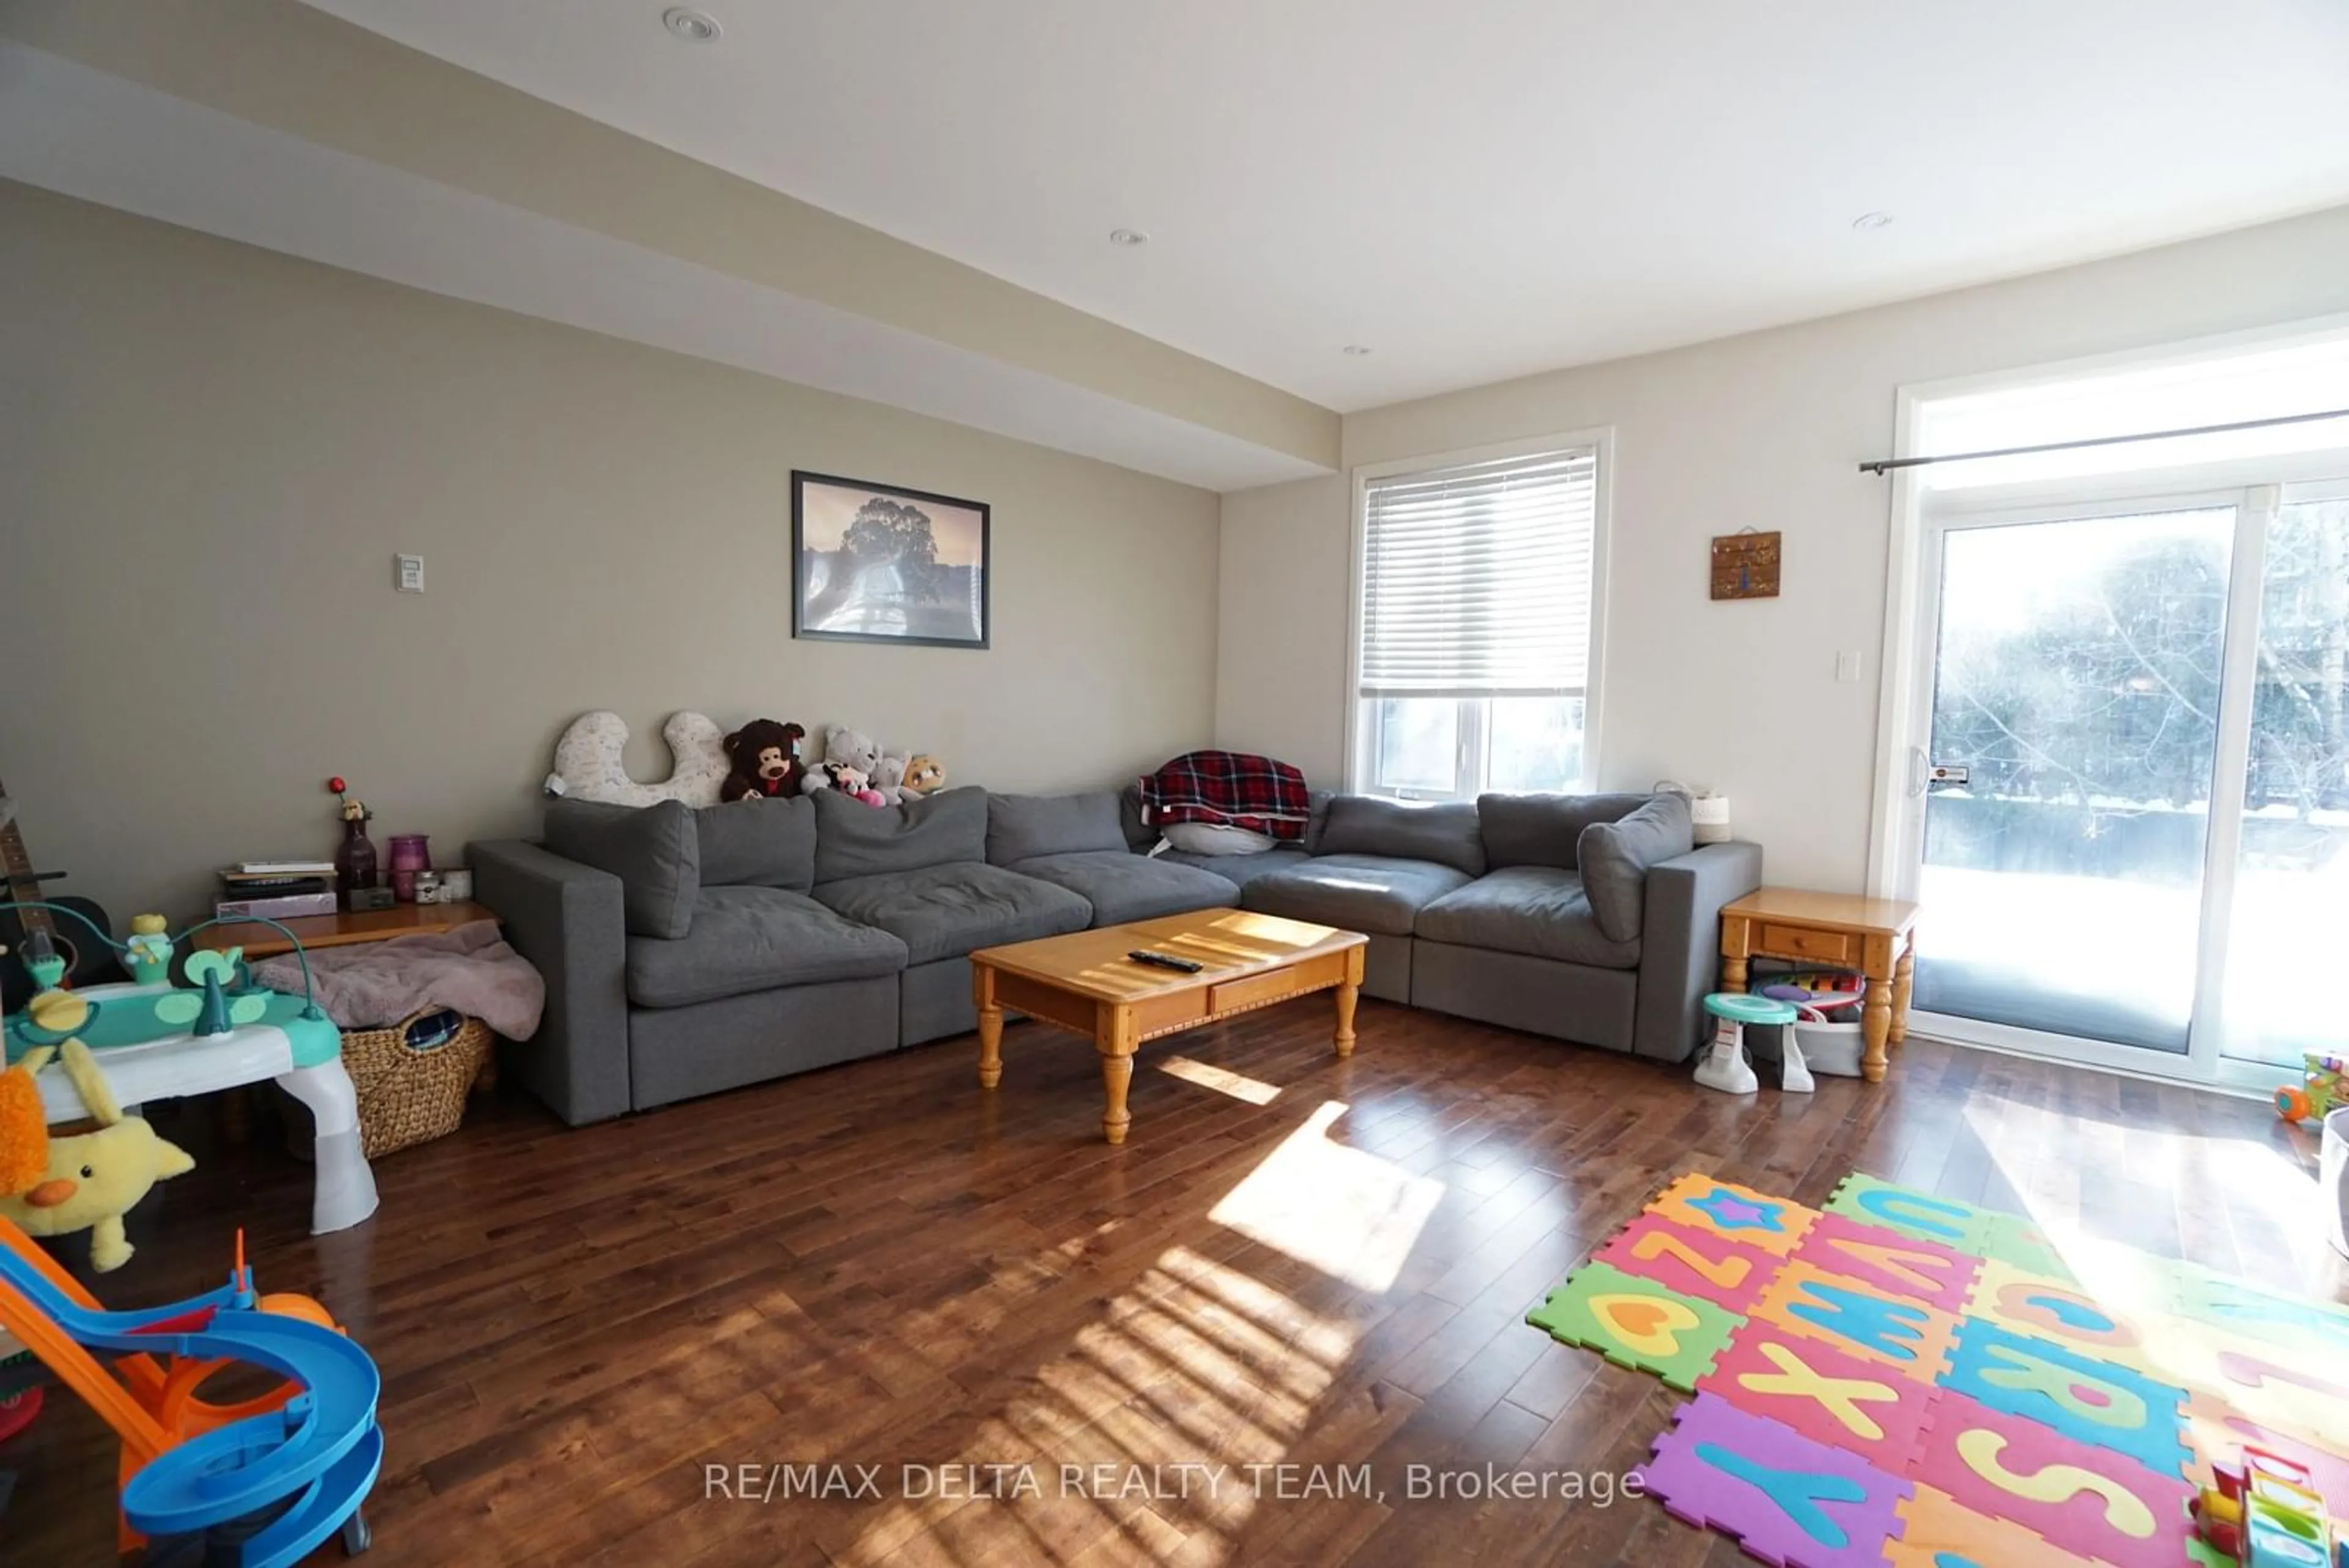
<box><xmin>970</xmin><ymin>910</ymin><xmax>1367</xmax><ymax>1145</ymax></box>
<box><xmin>1718</xmin><ymin>888</ymin><xmax>1920</xmax><ymax>1084</ymax></box>
<box><xmin>193</xmin><ymin>900</ymin><xmax>499</xmax><ymax>960</ymax></box>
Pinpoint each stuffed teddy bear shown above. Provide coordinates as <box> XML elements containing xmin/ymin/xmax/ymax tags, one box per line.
<box><xmin>902</xmin><ymin>754</ymin><xmax>947</xmax><ymax>797</ymax></box>
<box><xmin>0</xmin><ymin>1039</ymin><xmax>195</xmax><ymax>1272</ymax></box>
<box><xmin>721</xmin><ymin>718</ymin><xmax>806</xmax><ymax>802</ymax></box>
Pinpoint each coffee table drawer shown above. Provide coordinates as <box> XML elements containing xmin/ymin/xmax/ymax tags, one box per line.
<box><xmin>1209</xmin><ymin>968</ymin><xmax>1300</xmax><ymax>1016</ymax></box>
<box><xmin>1757</xmin><ymin>923</ymin><xmax>1860</xmax><ymax>966</ymax></box>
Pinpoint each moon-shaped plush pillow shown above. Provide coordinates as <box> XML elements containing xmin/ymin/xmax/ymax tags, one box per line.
<box><xmin>543</xmin><ymin>711</ymin><xmax>730</xmax><ymax>808</ymax></box>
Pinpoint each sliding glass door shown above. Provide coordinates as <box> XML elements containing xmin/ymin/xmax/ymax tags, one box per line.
<box><xmin>2221</xmin><ymin>489</ymin><xmax>2349</xmax><ymax>1066</ymax></box>
<box><xmin>1901</xmin><ymin>479</ymin><xmax>2349</xmax><ymax>1079</ymax></box>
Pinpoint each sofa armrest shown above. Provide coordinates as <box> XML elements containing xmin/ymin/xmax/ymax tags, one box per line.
<box><xmin>1631</xmin><ymin>841</ymin><xmax>1764</xmax><ymax>1063</ymax></box>
<box><xmin>470</xmin><ymin>838</ymin><xmax>632</xmax><ymax>1125</ymax></box>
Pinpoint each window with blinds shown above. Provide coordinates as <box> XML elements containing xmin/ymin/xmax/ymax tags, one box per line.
<box><xmin>1353</xmin><ymin>445</ymin><xmax>1602</xmax><ymax>799</ymax></box>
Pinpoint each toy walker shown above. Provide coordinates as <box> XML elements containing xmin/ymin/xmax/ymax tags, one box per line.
<box><xmin>2</xmin><ymin>904</ymin><xmax>377</xmax><ymax>1237</ymax></box>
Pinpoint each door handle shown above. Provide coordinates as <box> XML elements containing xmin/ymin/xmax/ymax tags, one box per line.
<box><xmin>1906</xmin><ymin>746</ymin><xmax>1929</xmax><ymax>800</ymax></box>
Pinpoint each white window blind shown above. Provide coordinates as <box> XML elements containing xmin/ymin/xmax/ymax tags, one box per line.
<box><xmin>1357</xmin><ymin>448</ymin><xmax>1598</xmax><ymax>699</ymax></box>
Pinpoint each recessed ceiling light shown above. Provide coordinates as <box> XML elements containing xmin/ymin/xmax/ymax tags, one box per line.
<box><xmin>1108</xmin><ymin>228</ymin><xmax>1150</xmax><ymax>247</ymax></box>
<box><xmin>1852</xmin><ymin>211</ymin><xmax>1894</xmax><ymax>231</ymax></box>
<box><xmin>662</xmin><ymin>7</ymin><xmax>722</xmax><ymax>42</ymax></box>
<box><xmin>1341</xmin><ymin>344</ymin><xmax>1372</xmax><ymax>357</ymax></box>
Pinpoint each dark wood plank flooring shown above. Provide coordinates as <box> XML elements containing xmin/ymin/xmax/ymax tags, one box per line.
<box><xmin>7</xmin><ymin>1000</ymin><xmax>2343</xmax><ymax>1566</ymax></box>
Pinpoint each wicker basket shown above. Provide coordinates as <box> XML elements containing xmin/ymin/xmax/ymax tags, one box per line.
<box><xmin>340</xmin><ymin>1011</ymin><xmax>495</xmax><ymax>1159</ymax></box>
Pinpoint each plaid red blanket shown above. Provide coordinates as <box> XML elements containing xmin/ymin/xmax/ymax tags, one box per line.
<box><xmin>1138</xmin><ymin>751</ymin><xmax>1312</xmax><ymax>840</ymax></box>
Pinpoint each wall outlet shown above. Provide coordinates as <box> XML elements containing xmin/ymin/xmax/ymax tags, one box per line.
<box><xmin>395</xmin><ymin>554</ymin><xmax>425</xmax><ymax>593</ymax></box>
<box><xmin>1835</xmin><ymin>650</ymin><xmax>1863</xmax><ymax>683</ymax></box>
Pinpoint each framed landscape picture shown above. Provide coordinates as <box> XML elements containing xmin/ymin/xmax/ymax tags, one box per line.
<box><xmin>792</xmin><ymin>471</ymin><xmax>990</xmax><ymax>648</ymax></box>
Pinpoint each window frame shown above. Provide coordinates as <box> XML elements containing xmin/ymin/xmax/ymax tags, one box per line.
<box><xmin>1345</xmin><ymin>428</ymin><xmax>1614</xmax><ymax>800</ymax></box>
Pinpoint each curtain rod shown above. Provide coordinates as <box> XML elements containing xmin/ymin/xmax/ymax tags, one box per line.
<box><xmin>1859</xmin><ymin>406</ymin><xmax>2349</xmax><ymax>475</ymax></box>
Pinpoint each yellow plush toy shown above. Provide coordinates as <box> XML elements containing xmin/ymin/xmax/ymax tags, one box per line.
<box><xmin>902</xmin><ymin>754</ymin><xmax>948</xmax><ymax>796</ymax></box>
<box><xmin>0</xmin><ymin>1040</ymin><xmax>194</xmax><ymax>1272</ymax></box>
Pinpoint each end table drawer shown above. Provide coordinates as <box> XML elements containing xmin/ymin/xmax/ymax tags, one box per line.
<box><xmin>1757</xmin><ymin>923</ymin><xmax>1860</xmax><ymax>967</ymax></box>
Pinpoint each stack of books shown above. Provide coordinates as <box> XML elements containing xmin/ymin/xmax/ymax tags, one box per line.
<box><xmin>217</xmin><ymin>861</ymin><xmax>339</xmax><ymax>921</ymax></box>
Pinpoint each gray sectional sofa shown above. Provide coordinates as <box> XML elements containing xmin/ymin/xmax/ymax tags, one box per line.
<box><xmin>471</xmin><ymin>784</ymin><xmax>1759</xmax><ymax>1125</ymax></box>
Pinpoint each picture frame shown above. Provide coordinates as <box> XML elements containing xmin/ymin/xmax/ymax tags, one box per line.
<box><xmin>1710</xmin><ymin>529</ymin><xmax>1781</xmax><ymax>601</ymax></box>
<box><xmin>791</xmin><ymin>470</ymin><xmax>991</xmax><ymax>648</ymax></box>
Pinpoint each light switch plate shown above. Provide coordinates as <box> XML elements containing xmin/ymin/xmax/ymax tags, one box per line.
<box><xmin>396</xmin><ymin>554</ymin><xmax>425</xmax><ymax>593</ymax></box>
<box><xmin>1835</xmin><ymin>650</ymin><xmax>1863</xmax><ymax>683</ymax></box>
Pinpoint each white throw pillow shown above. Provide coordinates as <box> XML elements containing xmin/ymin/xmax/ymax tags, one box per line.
<box><xmin>1158</xmin><ymin>822</ymin><xmax>1279</xmax><ymax>856</ymax></box>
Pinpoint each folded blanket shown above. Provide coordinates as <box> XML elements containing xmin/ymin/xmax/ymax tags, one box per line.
<box><xmin>1138</xmin><ymin>750</ymin><xmax>1311</xmax><ymax>841</ymax></box>
<box><xmin>251</xmin><ymin>920</ymin><xmax>544</xmax><ymax>1041</ymax></box>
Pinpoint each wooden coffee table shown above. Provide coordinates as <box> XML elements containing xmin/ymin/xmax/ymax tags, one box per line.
<box><xmin>969</xmin><ymin>910</ymin><xmax>1368</xmax><ymax>1145</ymax></box>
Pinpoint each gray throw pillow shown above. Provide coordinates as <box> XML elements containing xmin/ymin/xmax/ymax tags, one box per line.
<box><xmin>1578</xmin><ymin>794</ymin><xmax>1696</xmax><ymax>942</ymax></box>
<box><xmin>1315</xmin><ymin>795</ymin><xmax>1486</xmax><ymax>877</ymax></box>
<box><xmin>987</xmin><ymin>792</ymin><xmax>1127</xmax><ymax>865</ymax></box>
<box><xmin>543</xmin><ymin>798</ymin><xmax>699</xmax><ymax>940</ymax></box>
<box><xmin>812</xmin><ymin>785</ymin><xmax>989</xmax><ymax>883</ymax></box>
<box><xmin>694</xmin><ymin>795</ymin><xmax>817</xmax><ymax>892</ymax></box>
<box><xmin>1476</xmin><ymin>792</ymin><xmax>1653</xmax><ymax>871</ymax></box>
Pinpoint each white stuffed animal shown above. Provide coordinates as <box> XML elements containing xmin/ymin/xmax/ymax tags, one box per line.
<box><xmin>803</xmin><ymin>727</ymin><xmax>921</xmax><ymax>805</ymax></box>
<box><xmin>543</xmin><ymin>711</ymin><xmax>730</xmax><ymax>807</ymax></box>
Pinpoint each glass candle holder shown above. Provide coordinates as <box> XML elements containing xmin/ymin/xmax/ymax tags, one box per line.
<box><xmin>387</xmin><ymin>833</ymin><xmax>431</xmax><ymax>902</ymax></box>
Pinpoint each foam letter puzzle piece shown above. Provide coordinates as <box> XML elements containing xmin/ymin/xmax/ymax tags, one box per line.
<box><xmin>1754</xmin><ymin>1260</ymin><xmax>1961</xmax><ymax>1384</ymax></box>
<box><xmin>1939</xmin><ymin>1315</ymin><xmax>2190</xmax><ymax>1477</ymax></box>
<box><xmin>1969</xmin><ymin>1213</ymin><xmax>2076</xmax><ymax>1284</ymax></box>
<box><xmin>2181</xmin><ymin>1391</ymin><xmax>2349</xmax><ymax>1514</ymax></box>
<box><xmin>1526</xmin><ymin>1261</ymin><xmax>1742</xmax><ymax>1391</ymax></box>
<box><xmin>2134</xmin><ymin>1313</ymin><xmax>2349</xmax><ymax>1454</ymax></box>
<box><xmin>1652</xmin><ymin>1173</ymin><xmax>1819</xmax><ymax>1258</ymax></box>
<box><xmin>2167</xmin><ymin>1272</ymin><xmax>2349</xmax><ymax>1362</ymax></box>
<box><xmin>1699</xmin><ymin>1318</ymin><xmax>1938</xmax><ymax>1474</ymax></box>
<box><xmin>1825</xmin><ymin>1173</ymin><xmax>1989</xmax><ymax>1250</ymax></box>
<box><xmin>1965</xmin><ymin>1258</ymin><xmax>2149</xmax><ymax>1364</ymax></box>
<box><xmin>1794</xmin><ymin>1210</ymin><xmax>1980</xmax><ymax>1315</ymax></box>
<box><xmin>1915</xmin><ymin>1389</ymin><xmax>2194</xmax><ymax>1568</ymax></box>
<box><xmin>1635</xmin><ymin>1394</ymin><xmax>1910</xmax><ymax>1568</ymax></box>
<box><xmin>1886</xmin><ymin>1483</ymin><xmax>2086</xmax><ymax>1568</ymax></box>
<box><xmin>1594</xmin><ymin>1214</ymin><xmax>1781</xmax><ymax>1315</ymax></box>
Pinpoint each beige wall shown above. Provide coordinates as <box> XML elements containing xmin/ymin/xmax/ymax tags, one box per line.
<box><xmin>1214</xmin><ymin>475</ymin><xmax>1350</xmax><ymax>780</ymax></box>
<box><xmin>0</xmin><ymin>182</ymin><xmax>1221</xmax><ymax>925</ymax></box>
<box><xmin>1220</xmin><ymin>203</ymin><xmax>2349</xmax><ymax>891</ymax></box>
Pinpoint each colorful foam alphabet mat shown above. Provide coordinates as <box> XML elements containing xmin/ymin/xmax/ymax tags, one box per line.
<box><xmin>1528</xmin><ymin>1171</ymin><xmax>2349</xmax><ymax>1567</ymax></box>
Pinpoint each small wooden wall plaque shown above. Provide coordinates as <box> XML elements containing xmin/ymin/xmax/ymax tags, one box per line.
<box><xmin>1710</xmin><ymin>530</ymin><xmax>1781</xmax><ymax>600</ymax></box>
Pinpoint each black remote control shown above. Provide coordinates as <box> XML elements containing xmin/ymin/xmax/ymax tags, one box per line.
<box><xmin>1127</xmin><ymin>949</ymin><xmax>1204</xmax><ymax>973</ymax></box>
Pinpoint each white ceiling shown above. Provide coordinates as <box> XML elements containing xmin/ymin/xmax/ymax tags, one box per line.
<box><xmin>0</xmin><ymin>40</ymin><xmax>1325</xmax><ymax>491</ymax></box>
<box><xmin>304</xmin><ymin>0</ymin><xmax>2349</xmax><ymax>412</ymax></box>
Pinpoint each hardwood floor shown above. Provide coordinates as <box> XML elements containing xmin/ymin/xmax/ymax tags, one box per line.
<box><xmin>7</xmin><ymin>1000</ymin><xmax>2343</xmax><ymax>1566</ymax></box>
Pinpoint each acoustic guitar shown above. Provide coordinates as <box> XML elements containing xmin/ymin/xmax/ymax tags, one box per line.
<box><xmin>0</xmin><ymin>786</ymin><xmax>121</xmax><ymax>1013</ymax></box>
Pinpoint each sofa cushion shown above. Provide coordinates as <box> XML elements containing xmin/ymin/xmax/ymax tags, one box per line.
<box><xmin>1239</xmin><ymin>853</ymin><xmax>1472</xmax><ymax>938</ymax></box>
<box><xmin>543</xmin><ymin>798</ymin><xmax>698</xmax><ymax>940</ymax></box>
<box><xmin>1008</xmin><ymin>851</ymin><xmax>1238</xmax><ymax>926</ymax></box>
<box><xmin>1314</xmin><ymin>796</ymin><xmax>1486</xmax><ymax>877</ymax></box>
<box><xmin>987</xmin><ymin>792</ymin><xmax>1127</xmax><ymax>865</ymax></box>
<box><xmin>694</xmin><ymin>795</ymin><xmax>817</xmax><ymax>891</ymax></box>
<box><xmin>1156</xmin><ymin>847</ymin><xmax>1312</xmax><ymax>888</ymax></box>
<box><xmin>1579</xmin><ymin>794</ymin><xmax>1696</xmax><ymax>942</ymax></box>
<box><xmin>812</xmin><ymin>862</ymin><xmax>1092</xmax><ymax>965</ymax></box>
<box><xmin>1416</xmin><ymin>867</ymin><xmax>1641</xmax><ymax>969</ymax></box>
<box><xmin>1476</xmin><ymin>792</ymin><xmax>1653</xmax><ymax>871</ymax></box>
<box><xmin>812</xmin><ymin>786</ymin><xmax>988</xmax><ymax>883</ymax></box>
<box><xmin>626</xmin><ymin>886</ymin><xmax>907</xmax><ymax>1008</ymax></box>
